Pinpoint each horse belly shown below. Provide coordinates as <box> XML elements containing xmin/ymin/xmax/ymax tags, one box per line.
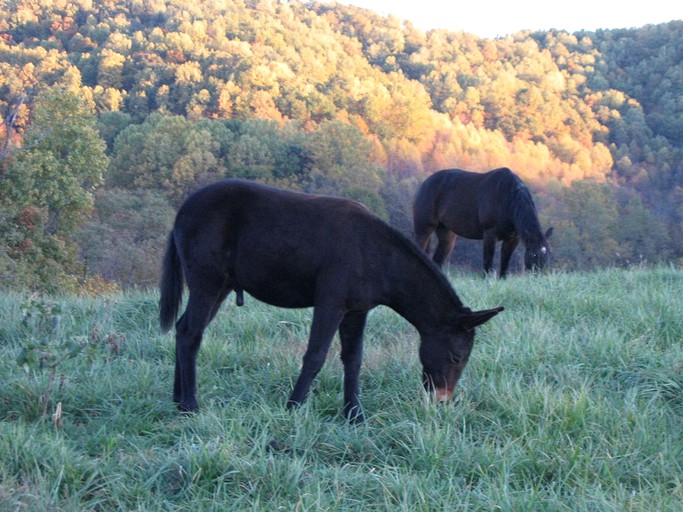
<box><xmin>243</xmin><ymin>272</ymin><xmax>317</xmax><ymax>308</ymax></box>
<box><xmin>440</xmin><ymin>202</ymin><xmax>483</xmax><ymax>240</ymax></box>
<box><xmin>233</xmin><ymin>246</ymin><xmax>320</xmax><ymax>308</ymax></box>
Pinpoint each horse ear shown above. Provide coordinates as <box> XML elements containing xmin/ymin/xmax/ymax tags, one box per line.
<box><xmin>459</xmin><ymin>306</ymin><xmax>504</xmax><ymax>332</ymax></box>
<box><xmin>545</xmin><ymin>227</ymin><xmax>554</xmax><ymax>239</ymax></box>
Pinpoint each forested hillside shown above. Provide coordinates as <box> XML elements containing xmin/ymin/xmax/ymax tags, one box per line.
<box><xmin>0</xmin><ymin>0</ymin><xmax>681</xmax><ymax>291</ymax></box>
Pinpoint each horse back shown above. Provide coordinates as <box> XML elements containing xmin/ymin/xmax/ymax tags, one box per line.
<box><xmin>416</xmin><ymin>168</ymin><xmax>516</xmax><ymax>239</ymax></box>
<box><xmin>172</xmin><ymin>180</ymin><xmax>392</xmax><ymax>308</ymax></box>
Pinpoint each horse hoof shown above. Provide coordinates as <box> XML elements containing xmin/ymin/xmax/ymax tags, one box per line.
<box><xmin>349</xmin><ymin>413</ymin><xmax>365</xmax><ymax>424</ymax></box>
<box><xmin>177</xmin><ymin>401</ymin><xmax>199</xmax><ymax>414</ymax></box>
<box><xmin>267</xmin><ymin>440</ymin><xmax>291</xmax><ymax>453</ymax></box>
<box><xmin>285</xmin><ymin>399</ymin><xmax>302</xmax><ymax>410</ymax></box>
<box><xmin>344</xmin><ymin>406</ymin><xmax>365</xmax><ymax>424</ymax></box>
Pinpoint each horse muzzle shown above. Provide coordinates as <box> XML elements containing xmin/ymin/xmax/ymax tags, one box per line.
<box><xmin>432</xmin><ymin>387</ymin><xmax>454</xmax><ymax>402</ymax></box>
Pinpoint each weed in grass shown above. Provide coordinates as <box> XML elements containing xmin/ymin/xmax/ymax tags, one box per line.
<box><xmin>15</xmin><ymin>297</ymin><xmax>87</xmax><ymax>420</ymax></box>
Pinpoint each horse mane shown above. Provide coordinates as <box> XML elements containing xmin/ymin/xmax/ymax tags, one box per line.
<box><xmin>507</xmin><ymin>176</ymin><xmax>544</xmax><ymax>244</ymax></box>
<box><xmin>380</xmin><ymin>216</ymin><xmax>466</xmax><ymax>309</ymax></box>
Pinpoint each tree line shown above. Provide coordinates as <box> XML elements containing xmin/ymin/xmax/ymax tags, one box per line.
<box><xmin>0</xmin><ymin>0</ymin><xmax>680</xmax><ymax>292</ymax></box>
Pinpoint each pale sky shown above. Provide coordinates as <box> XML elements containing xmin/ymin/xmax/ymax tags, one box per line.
<box><xmin>336</xmin><ymin>0</ymin><xmax>682</xmax><ymax>38</ymax></box>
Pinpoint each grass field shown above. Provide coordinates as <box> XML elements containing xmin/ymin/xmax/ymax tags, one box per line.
<box><xmin>0</xmin><ymin>267</ymin><xmax>681</xmax><ymax>511</ymax></box>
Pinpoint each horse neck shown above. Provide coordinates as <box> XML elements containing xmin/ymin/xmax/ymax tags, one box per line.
<box><xmin>380</xmin><ymin>248</ymin><xmax>464</xmax><ymax>336</ymax></box>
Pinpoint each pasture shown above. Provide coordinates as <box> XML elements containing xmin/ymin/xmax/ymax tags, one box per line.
<box><xmin>0</xmin><ymin>267</ymin><xmax>681</xmax><ymax>511</ymax></box>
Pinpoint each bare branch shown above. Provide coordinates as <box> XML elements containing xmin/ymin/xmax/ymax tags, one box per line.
<box><xmin>1</xmin><ymin>94</ymin><xmax>28</xmax><ymax>162</ymax></box>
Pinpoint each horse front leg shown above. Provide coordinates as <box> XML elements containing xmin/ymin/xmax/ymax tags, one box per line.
<box><xmin>499</xmin><ymin>236</ymin><xmax>519</xmax><ymax>278</ymax></box>
<box><xmin>482</xmin><ymin>231</ymin><xmax>498</xmax><ymax>276</ymax></box>
<box><xmin>287</xmin><ymin>304</ymin><xmax>344</xmax><ymax>410</ymax></box>
<box><xmin>339</xmin><ymin>310</ymin><xmax>369</xmax><ymax>423</ymax></box>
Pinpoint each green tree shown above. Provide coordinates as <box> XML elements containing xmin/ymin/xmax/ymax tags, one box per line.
<box><xmin>109</xmin><ymin>113</ymin><xmax>226</xmax><ymax>203</ymax></box>
<box><xmin>0</xmin><ymin>87</ymin><xmax>108</xmax><ymax>291</ymax></box>
<box><xmin>223</xmin><ymin>119</ymin><xmax>303</xmax><ymax>187</ymax></box>
<box><xmin>226</xmin><ymin>133</ymin><xmax>276</xmax><ymax>181</ymax></box>
<box><xmin>96</xmin><ymin>111</ymin><xmax>133</xmax><ymax>151</ymax></box>
<box><xmin>613</xmin><ymin>188</ymin><xmax>672</xmax><ymax>265</ymax></box>
<box><xmin>545</xmin><ymin>181</ymin><xmax>620</xmax><ymax>269</ymax></box>
<box><xmin>300</xmin><ymin>121</ymin><xmax>385</xmax><ymax>199</ymax></box>
<box><xmin>77</xmin><ymin>188</ymin><xmax>174</xmax><ymax>288</ymax></box>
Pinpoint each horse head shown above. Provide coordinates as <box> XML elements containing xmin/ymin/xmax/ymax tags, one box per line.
<box><xmin>419</xmin><ymin>307</ymin><xmax>503</xmax><ymax>402</ymax></box>
<box><xmin>524</xmin><ymin>227</ymin><xmax>553</xmax><ymax>271</ymax></box>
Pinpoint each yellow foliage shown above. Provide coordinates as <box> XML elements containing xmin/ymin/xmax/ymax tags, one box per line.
<box><xmin>76</xmin><ymin>275</ymin><xmax>122</xmax><ymax>297</ymax></box>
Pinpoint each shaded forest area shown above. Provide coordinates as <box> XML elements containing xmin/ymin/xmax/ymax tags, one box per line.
<box><xmin>0</xmin><ymin>0</ymin><xmax>681</xmax><ymax>292</ymax></box>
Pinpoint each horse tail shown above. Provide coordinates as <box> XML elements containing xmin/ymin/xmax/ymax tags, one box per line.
<box><xmin>159</xmin><ymin>230</ymin><xmax>183</xmax><ymax>333</ymax></box>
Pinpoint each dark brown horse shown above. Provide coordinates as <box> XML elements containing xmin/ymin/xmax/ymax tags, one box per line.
<box><xmin>413</xmin><ymin>168</ymin><xmax>553</xmax><ymax>277</ymax></box>
<box><xmin>160</xmin><ymin>179</ymin><xmax>503</xmax><ymax>422</ymax></box>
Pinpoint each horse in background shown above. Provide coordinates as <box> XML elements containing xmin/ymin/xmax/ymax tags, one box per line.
<box><xmin>160</xmin><ymin>179</ymin><xmax>503</xmax><ymax>422</ymax></box>
<box><xmin>413</xmin><ymin>168</ymin><xmax>553</xmax><ymax>277</ymax></box>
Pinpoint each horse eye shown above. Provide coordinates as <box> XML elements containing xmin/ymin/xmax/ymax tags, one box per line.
<box><xmin>450</xmin><ymin>354</ymin><xmax>461</xmax><ymax>365</ymax></box>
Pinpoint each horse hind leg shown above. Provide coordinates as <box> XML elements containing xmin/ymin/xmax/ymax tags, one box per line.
<box><xmin>413</xmin><ymin>220</ymin><xmax>435</xmax><ymax>255</ymax></box>
<box><xmin>432</xmin><ymin>225</ymin><xmax>457</xmax><ymax>268</ymax></box>
<box><xmin>174</xmin><ymin>280</ymin><xmax>232</xmax><ymax>412</ymax></box>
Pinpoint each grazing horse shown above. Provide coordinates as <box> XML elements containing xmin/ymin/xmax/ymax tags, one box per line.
<box><xmin>413</xmin><ymin>168</ymin><xmax>553</xmax><ymax>277</ymax></box>
<box><xmin>160</xmin><ymin>179</ymin><xmax>503</xmax><ymax>422</ymax></box>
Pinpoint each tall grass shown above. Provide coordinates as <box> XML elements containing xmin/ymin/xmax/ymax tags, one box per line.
<box><xmin>0</xmin><ymin>267</ymin><xmax>681</xmax><ymax>510</ymax></box>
